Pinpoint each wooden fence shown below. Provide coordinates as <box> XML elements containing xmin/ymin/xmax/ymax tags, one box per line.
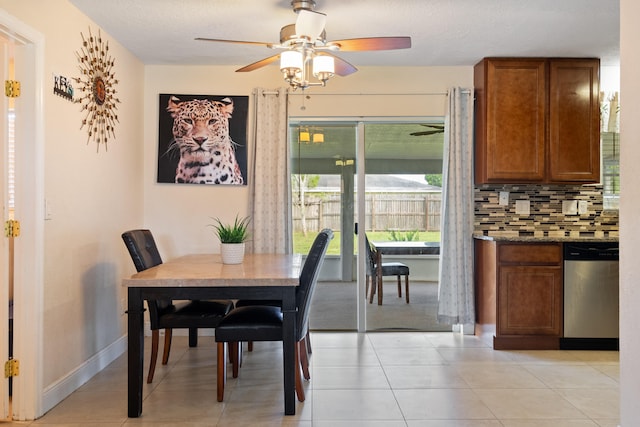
<box><xmin>293</xmin><ymin>192</ymin><xmax>441</xmax><ymax>233</ymax></box>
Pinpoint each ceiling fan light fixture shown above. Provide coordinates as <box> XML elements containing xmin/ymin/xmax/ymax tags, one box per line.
<box><xmin>280</xmin><ymin>50</ymin><xmax>303</xmax><ymax>72</ymax></box>
<box><xmin>312</xmin><ymin>132</ymin><xmax>324</xmax><ymax>143</ymax></box>
<box><xmin>312</xmin><ymin>55</ymin><xmax>334</xmax><ymax>81</ymax></box>
<box><xmin>299</xmin><ymin>130</ymin><xmax>311</xmax><ymax>143</ymax></box>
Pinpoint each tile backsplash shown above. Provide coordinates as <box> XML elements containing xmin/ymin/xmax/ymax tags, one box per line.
<box><xmin>474</xmin><ymin>184</ymin><xmax>619</xmax><ymax>238</ymax></box>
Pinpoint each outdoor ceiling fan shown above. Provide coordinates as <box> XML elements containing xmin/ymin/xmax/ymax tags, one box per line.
<box><xmin>410</xmin><ymin>124</ymin><xmax>445</xmax><ymax>136</ymax></box>
<box><xmin>195</xmin><ymin>0</ymin><xmax>411</xmax><ymax>89</ymax></box>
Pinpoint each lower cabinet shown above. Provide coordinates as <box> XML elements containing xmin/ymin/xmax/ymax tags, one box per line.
<box><xmin>475</xmin><ymin>239</ymin><xmax>563</xmax><ymax>349</ymax></box>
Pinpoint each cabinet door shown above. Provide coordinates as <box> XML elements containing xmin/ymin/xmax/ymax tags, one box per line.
<box><xmin>475</xmin><ymin>59</ymin><xmax>546</xmax><ymax>183</ymax></box>
<box><xmin>548</xmin><ymin>59</ymin><xmax>600</xmax><ymax>182</ymax></box>
<box><xmin>497</xmin><ymin>265</ymin><xmax>562</xmax><ymax>336</ymax></box>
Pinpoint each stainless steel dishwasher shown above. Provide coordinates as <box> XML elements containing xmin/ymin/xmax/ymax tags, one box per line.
<box><xmin>561</xmin><ymin>241</ymin><xmax>619</xmax><ymax>350</ymax></box>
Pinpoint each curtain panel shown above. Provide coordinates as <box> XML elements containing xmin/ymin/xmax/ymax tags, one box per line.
<box><xmin>437</xmin><ymin>87</ymin><xmax>475</xmax><ymax>325</ymax></box>
<box><xmin>248</xmin><ymin>87</ymin><xmax>292</xmax><ymax>254</ymax></box>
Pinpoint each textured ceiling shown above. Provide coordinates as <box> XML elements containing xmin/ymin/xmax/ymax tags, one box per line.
<box><xmin>68</xmin><ymin>0</ymin><xmax>620</xmax><ymax>68</ymax></box>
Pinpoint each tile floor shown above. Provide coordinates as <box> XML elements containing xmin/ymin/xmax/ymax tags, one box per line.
<box><xmin>15</xmin><ymin>332</ymin><xmax>621</xmax><ymax>426</ymax></box>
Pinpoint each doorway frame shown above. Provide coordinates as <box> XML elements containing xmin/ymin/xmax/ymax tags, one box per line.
<box><xmin>0</xmin><ymin>9</ymin><xmax>45</xmax><ymax>420</ymax></box>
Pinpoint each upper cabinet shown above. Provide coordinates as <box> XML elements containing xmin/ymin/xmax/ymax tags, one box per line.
<box><xmin>474</xmin><ymin>58</ymin><xmax>600</xmax><ymax>184</ymax></box>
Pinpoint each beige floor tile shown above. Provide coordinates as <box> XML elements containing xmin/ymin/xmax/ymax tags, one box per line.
<box><xmin>313</xmin><ymin>389</ymin><xmax>404</xmax><ymax>421</ymax></box>
<box><xmin>408</xmin><ymin>421</ymin><xmax>503</xmax><ymax>427</ymax></box>
<box><xmin>475</xmin><ymin>388</ymin><xmax>588</xmax><ymax>419</ymax></box>
<box><xmin>384</xmin><ymin>365</ymin><xmax>469</xmax><ymax>389</ymax></box>
<box><xmin>375</xmin><ymin>346</ymin><xmax>446</xmax><ymax>366</ymax></box>
<box><xmin>394</xmin><ymin>388</ymin><xmax>496</xmax><ymax>420</ymax></box>
<box><xmin>367</xmin><ymin>331</ymin><xmax>433</xmax><ymax>348</ymax></box>
<box><xmin>437</xmin><ymin>347</ymin><xmax>517</xmax><ymax>364</ymax></box>
<box><xmin>309</xmin><ymin>346</ymin><xmax>381</xmax><ymax>367</ymax></box>
<box><xmin>499</xmin><ymin>420</ymin><xmax>599</xmax><ymax>426</ymax></box>
<box><xmin>555</xmin><ymin>388</ymin><xmax>620</xmax><ymax>419</ymax></box>
<box><xmin>523</xmin><ymin>364</ymin><xmax>619</xmax><ymax>389</ymax></box>
<box><xmin>311</xmin><ymin>366</ymin><xmax>391</xmax><ymax>389</ymax></box>
<box><xmin>456</xmin><ymin>364</ymin><xmax>547</xmax><ymax>389</ymax></box>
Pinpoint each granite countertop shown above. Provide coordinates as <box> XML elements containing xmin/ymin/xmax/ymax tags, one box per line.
<box><xmin>473</xmin><ymin>232</ymin><xmax>619</xmax><ymax>243</ymax></box>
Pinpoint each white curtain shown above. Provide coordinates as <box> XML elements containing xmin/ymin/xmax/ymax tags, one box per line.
<box><xmin>248</xmin><ymin>87</ymin><xmax>292</xmax><ymax>254</ymax></box>
<box><xmin>437</xmin><ymin>87</ymin><xmax>475</xmax><ymax>325</ymax></box>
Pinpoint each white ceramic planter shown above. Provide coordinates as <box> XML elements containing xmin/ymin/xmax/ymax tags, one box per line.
<box><xmin>220</xmin><ymin>242</ymin><xmax>245</xmax><ymax>264</ymax></box>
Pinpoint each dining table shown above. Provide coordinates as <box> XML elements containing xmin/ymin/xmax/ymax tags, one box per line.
<box><xmin>124</xmin><ymin>253</ymin><xmax>302</xmax><ymax>417</ymax></box>
<box><xmin>370</xmin><ymin>241</ymin><xmax>440</xmax><ymax>304</ymax></box>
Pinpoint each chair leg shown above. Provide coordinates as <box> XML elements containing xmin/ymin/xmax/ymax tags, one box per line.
<box><xmin>248</xmin><ymin>341</ymin><xmax>253</xmax><ymax>351</ymax></box>
<box><xmin>161</xmin><ymin>328</ymin><xmax>172</xmax><ymax>365</ymax></box>
<box><xmin>405</xmin><ymin>274</ymin><xmax>410</xmax><ymax>303</ymax></box>
<box><xmin>299</xmin><ymin>339</ymin><xmax>311</xmax><ymax>380</ymax></box>
<box><xmin>229</xmin><ymin>342</ymin><xmax>240</xmax><ymax>378</ymax></box>
<box><xmin>368</xmin><ymin>274</ymin><xmax>376</xmax><ymax>304</ymax></box>
<box><xmin>294</xmin><ymin>343</ymin><xmax>305</xmax><ymax>402</ymax></box>
<box><xmin>188</xmin><ymin>327</ymin><xmax>198</xmax><ymax>347</ymax></box>
<box><xmin>217</xmin><ymin>342</ymin><xmax>226</xmax><ymax>402</ymax></box>
<box><xmin>377</xmin><ymin>276</ymin><xmax>383</xmax><ymax>305</ymax></box>
<box><xmin>305</xmin><ymin>329</ymin><xmax>312</xmax><ymax>355</ymax></box>
<box><xmin>397</xmin><ymin>275</ymin><xmax>402</xmax><ymax>298</ymax></box>
<box><xmin>147</xmin><ymin>330</ymin><xmax>160</xmax><ymax>384</ymax></box>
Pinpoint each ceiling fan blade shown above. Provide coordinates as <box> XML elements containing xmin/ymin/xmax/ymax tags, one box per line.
<box><xmin>295</xmin><ymin>9</ymin><xmax>326</xmax><ymax>40</ymax></box>
<box><xmin>195</xmin><ymin>37</ymin><xmax>276</xmax><ymax>49</ymax></box>
<box><xmin>330</xmin><ymin>36</ymin><xmax>411</xmax><ymax>51</ymax></box>
<box><xmin>236</xmin><ymin>54</ymin><xmax>281</xmax><ymax>72</ymax></box>
<box><xmin>410</xmin><ymin>130</ymin><xmax>444</xmax><ymax>136</ymax></box>
<box><xmin>322</xmin><ymin>52</ymin><xmax>358</xmax><ymax>76</ymax></box>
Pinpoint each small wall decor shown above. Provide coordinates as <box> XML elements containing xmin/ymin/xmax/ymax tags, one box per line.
<box><xmin>73</xmin><ymin>27</ymin><xmax>120</xmax><ymax>151</ymax></box>
<box><xmin>53</xmin><ymin>74</ymin><xmax>74</xmax><ymax>101</ymax></box>
<box><xmin>157</xmin><ymin>94</ymin><xmax>249</xmax><ymax>185</ymax></box>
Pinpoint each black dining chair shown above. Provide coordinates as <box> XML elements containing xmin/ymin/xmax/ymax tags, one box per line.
<box><xmin>214</xmin><ymin>228</ymin><xmax>333</xmax><ymax>402</ymax></box>
<box><xmin>365</xmin><ymin>234</ymin><xmax>410</xmax><ymax>305</ymax></box>
<box><xmin>121</xmin><ymin>229</ymin><xmax>234</xmax><ymax>383</ymax></box>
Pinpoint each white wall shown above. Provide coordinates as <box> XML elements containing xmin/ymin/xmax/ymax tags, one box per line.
<box><xmin>0</xmin><ymin>0</ymin><xmax>145</xmax><ymax>410</ymax></box>
<box><xmin>143</xmin><ymin>66</ymin><xmax>472</xmax><ymax>257</ymax></box>
<box><xmin>619</xmin><ymin>0</ymin><xmax>639</xmax><ymax>424</ymax></box>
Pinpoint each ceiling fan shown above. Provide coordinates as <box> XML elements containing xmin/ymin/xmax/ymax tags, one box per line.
<box><xmin>410</xmin><ymin>124</ymin><xmax>445</xmax><ymax>136</ymax></box>
<box><xmin>195</xmin><ymin>0</ymin><xmax>411</xmax><ymax>89</ymax></box>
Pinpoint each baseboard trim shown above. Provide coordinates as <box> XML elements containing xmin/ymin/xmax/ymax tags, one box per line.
<box><xmin>41</xmin><ymin>335</ymin><xmax>127</xmax><ymax>415</ymax></box>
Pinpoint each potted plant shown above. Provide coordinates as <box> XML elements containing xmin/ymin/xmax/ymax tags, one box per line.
<box><xmin>210</xmin><ymin>215</ymin><xmax>250</xmax><ymax>264</ymax></box>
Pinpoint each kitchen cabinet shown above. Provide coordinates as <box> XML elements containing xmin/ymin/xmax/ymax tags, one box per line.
<box><xmin>475</xmin><ymin>239</ymin><xmax>563</xmax><ymax>349</ymax></box>
<box><xmin>474</xmin><ymin>58</ymin><xmax>600</xmax><ymax>184</ymax></box>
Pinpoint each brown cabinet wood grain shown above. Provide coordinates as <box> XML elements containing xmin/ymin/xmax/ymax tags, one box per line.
<box><xmin>474</xmin><ymin>57</ymin><xmax>600</xmax><ymax>184</ymax></box>
<box><xmin>475</xmin><ymin>240</ymin><xmax>563</xmax><ymax>350</ymax></box>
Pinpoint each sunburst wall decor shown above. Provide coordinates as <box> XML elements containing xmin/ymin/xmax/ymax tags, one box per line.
<box><xmin>73</xmin><ymin>27</ymin><xmax>120</xmax><ymax>151</ymax></box>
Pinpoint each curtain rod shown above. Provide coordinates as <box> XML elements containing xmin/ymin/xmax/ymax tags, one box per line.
<box><xmin>257</xmin><ymin>90</ymin><xmax>472</xmax><ymax>96</ymax></box>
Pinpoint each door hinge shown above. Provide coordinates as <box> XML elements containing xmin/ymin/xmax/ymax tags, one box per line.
<box><xmin>4</xmin><ymin>80</ymin><xmax>20</xmax><ymax>98</ymax></box>
<box><xmin>4</xmin><ymin>359</ymin><xmax>19</xmax><ymax>378</ymax></box>
<box><xmin>4</xmin><ymin>220</ymin><xmax>20</xmax><ymax>237</ymax></box>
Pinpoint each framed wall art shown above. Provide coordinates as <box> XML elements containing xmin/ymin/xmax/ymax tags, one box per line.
<box><xmin>157</xmin><ymin>94</ymin><xmax>249</xmax><ymax>185</ymax></box>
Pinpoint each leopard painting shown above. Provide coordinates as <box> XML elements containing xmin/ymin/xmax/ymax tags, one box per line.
<box><xmin>166</xmin><ymin>96</ymin><xmax>244</xmax><ymax>184</ymax></box>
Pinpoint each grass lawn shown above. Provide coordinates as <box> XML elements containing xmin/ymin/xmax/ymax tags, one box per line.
<box><xmin>293</xmin><ymin>230</ymin><xmax>440</xmax><ymax>255</ymax></box>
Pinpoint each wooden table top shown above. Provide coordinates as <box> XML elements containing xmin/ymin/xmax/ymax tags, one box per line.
<box><xmin>123</xmin><ymin>253</ymin><xmax>302</xmax><ymax>287</ymax></box>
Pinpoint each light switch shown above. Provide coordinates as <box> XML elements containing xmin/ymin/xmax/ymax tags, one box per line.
<box><xmin>578</xmin><ymin>200</ymin><xmax>588</xmax><ymax>214</ymax></box>
<box><xmin>499</xmin><ymin>191</ymin><xmax>509</xmax><ymax>206</ymax></box>
<box><xmin>562</xmin><ymin>200</ymin><xmax>578</xmax><ymax>215</ymax></box>
<box><xmin>515</xmin><ymin>200</ymin><xmax>530</xmax><ymax>216</ymax></box>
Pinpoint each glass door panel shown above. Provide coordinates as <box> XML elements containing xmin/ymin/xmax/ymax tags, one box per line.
<box><xmin>363</xmin><ymin>122</ymin><xmax>450</xmax><ymax>331</ymax></box>
<box><xmin>291</xmin><ymin>122</ymin><xmax>358</xmax><ymax>330</ymax></box>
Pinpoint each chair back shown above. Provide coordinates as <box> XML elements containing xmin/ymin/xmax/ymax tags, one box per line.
<box><xmin>121</xmin><ymin>229</ymin><xmax>170</xmax><ymax>326</ymax></box>
<box><xmin>121</xmin><ymin>229</ymin><xmax>163</xmax><ymax>272</ymax></box>
<box><xmin>296</xmin><ymin>229</ymin><xmax>333</xmax><ymax>339</ymax></box>
<box><xmin>364</xmin><ymin>234</ymin><xmax>377</xmax><ymax>276</ymax></box>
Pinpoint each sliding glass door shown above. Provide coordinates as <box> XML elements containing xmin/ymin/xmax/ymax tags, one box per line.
<box><xmin>290</xmin><ymin>119</ymin><xmax>447</xmax><ymax>331</ymax></box>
